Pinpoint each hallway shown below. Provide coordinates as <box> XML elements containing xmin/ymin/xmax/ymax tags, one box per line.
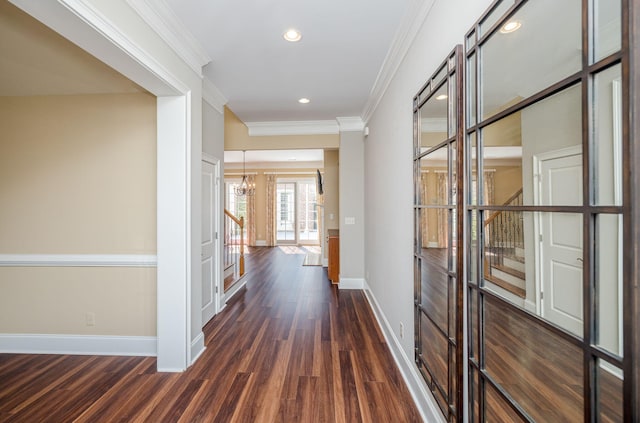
<box><xmin>0</xmin><ymin>247</ymin><xmax>421</xmax><ymax>422</ymax></box>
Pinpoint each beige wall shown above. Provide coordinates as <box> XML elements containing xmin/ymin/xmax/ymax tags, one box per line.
<box><xmin>0</xmin><ymin>93</ymin><xmax>157</xmax><ymax>336</ymax></box>
<box><xmin>493</xmin><ymin>166</ymin><xmax>523</xmax><ymax>205</ymax></box>
<box><xmin>0</xmin><ymin>267</ymin><xmax>156</xmax><ymax>335</ymax></box>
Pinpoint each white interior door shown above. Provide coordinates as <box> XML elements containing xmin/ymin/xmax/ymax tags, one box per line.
<box><xmin>538</xmin><ymin>149</ymin><xmax>583</xmax><ymax>336</ymax></box>
<box><xmin>201</xmin><ymin>159</ymin><xmax>219</xmax><ymax>325</ymax></box>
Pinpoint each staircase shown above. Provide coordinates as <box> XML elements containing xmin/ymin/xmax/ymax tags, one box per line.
<box><xmin>484</xmin><ymin>189</ymin><xmax>525</xmax><ymax>298</ymax></box>
<box><xmin>224</xmin><ymin>209</ymin><xmax>246</xmax><ymax>292</ymax></box>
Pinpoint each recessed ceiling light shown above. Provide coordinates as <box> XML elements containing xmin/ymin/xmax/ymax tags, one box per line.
<box><xmin>435</xmin><ymin>94</ymin><xmax>448</xmax><ymax>101</ymax></box>
<box><xmin>283</xmin><ymin>28</ymin><xmax>302</xmax><ymax>42</ymax></box>
<box><xmin>500</xmin><ymin>20</ymin><xmax>522</xmax><ymax>34</ymax></box>
<box><xmin>298</xmin><ymin>98</ymin><xmax>310</xmax><ymax>104</ymax></box>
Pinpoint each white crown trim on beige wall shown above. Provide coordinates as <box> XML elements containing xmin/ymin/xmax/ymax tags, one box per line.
<box><xmin>245</xmin><ymin>120</ymin><xmax>339</xmax><ymax>136</ymax></box>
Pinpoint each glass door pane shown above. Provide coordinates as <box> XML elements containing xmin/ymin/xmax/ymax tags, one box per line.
<box><xmin>277</xmin><ymin>182</ymin><xmax>296</xmax><ymax>243</ymax></box>
<box><xmin>297</xmin><ymin>181</ymin><xmax>319</xmax><ymax>243</ymax></box>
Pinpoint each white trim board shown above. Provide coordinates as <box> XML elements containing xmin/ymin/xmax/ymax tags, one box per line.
<box><xmin>0</xmin><ymin>254</ymin><xmax>157</xmax><ymax>267</ymax></box>
<box><xmin>338</xmin><ymin>278</ymin><xmax>365</xmax><ymax>290</ymax></box>
<box><xmin>245</xmin><ymin>120</ymin><xmax>339</xmax><ymax>136</ymax></box>
<box><xmin>363</xmin><ymin>282</ymin><xmax>446</xmax><ymax>423</ymax></box>
<box><xmin>190</xmin><ymin>332</ymin><xmax>206</xmax><ymax>365</ymax></box>
<box><xmin>224</xmin><ymin>274</ymin><xmax>248</xmax><ymax>304</ymax></box>
<box><xmin>0</xmin><ymin>334</ymin><xmax>157</xmax><ymax>356</ymax></box>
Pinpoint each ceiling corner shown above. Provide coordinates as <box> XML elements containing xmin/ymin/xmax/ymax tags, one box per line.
<box><xmin>361</xmin><ymin>0</ymin><xmax>438</xmax><ymax>123</ymax></box>
<box><xmin>336</xmin><ymin>117</ymin><xmax>365</xmax><ymax>132</ymax></box>
<box><xmin>126</xmin><ymin>0</ymin><xmax>211</xmax><ymax>78</ymax></box>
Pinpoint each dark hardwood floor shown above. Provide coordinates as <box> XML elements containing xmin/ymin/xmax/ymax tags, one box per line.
<box><xmin>0</xmin><ymin>246</ymin><xmax>422</xmax><ymax>422</ymax></box>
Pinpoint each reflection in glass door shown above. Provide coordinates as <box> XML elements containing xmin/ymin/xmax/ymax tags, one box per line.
<box><xmin>276</xmin><ymin>180</ymin><xmax>319</xmax><ymax>245</ymax></box>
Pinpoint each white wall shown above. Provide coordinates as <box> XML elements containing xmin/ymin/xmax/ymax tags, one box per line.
<box><xmin>364</xmin><ymin>0</ymin><xmax>493</xmax><ymax>363</ymax></box>
<box><xmin>339</xmin><ymin>130</ymin><xmax>365</xmax><ymax>286</ymax></box>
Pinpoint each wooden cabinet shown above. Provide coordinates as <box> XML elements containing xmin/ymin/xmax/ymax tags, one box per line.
<box><xmin>328</xmin><ymin>230</ymin><xmax>339</xmax><ymax>283</ymax></box>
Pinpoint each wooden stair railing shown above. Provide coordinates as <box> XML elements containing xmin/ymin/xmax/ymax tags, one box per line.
<box><xmin>483</xmin><ymin>188</ymin><xmax>524</xmax><ymax>298</ymax></box>
<box><xmin>224</xmin><ymin>209</ymin><xmax>245</xmax><ymax>277</ymax></box>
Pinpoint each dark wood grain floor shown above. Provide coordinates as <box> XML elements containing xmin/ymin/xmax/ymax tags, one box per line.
<box><xmin>0</xmin><ymin>247</ymin><xmax>422</xmax><ymax>422</ymax></box>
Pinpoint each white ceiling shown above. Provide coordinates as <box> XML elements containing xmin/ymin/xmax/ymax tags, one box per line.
<box><xmin>164</xmin><ymin>0</ymin><xmax>411</xmax><ymax>122</ymax></box>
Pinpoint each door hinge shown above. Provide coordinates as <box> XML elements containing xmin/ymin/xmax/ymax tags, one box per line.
<box><xmin>215</xmin><ymin>286</ymin><xmax>218</xmax><ymax>294</ymax></box>
<box><xmin>540</xmin><ymin>291</ymin><xmax>544</xmax><ymax>300</ymax></box>
<box><xmin>539</xmin><ymin>234</ymin><xmax>543</xmax><ymax>242</ymax></box>
<box><xmin>215</xmin><ymin>231</ymin><xmax>218</xmax><ymax>240</ymax></box>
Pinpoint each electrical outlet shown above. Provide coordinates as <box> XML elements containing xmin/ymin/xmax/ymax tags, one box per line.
<box><xmin>86</xmin><ymin>312</ymin><xmax>96</xmax><ymax>326</ymax></box>
<box><xmin>400</xmin><ymin>322</ymin><xmax>404</xmax><ymax>339</ymax></box>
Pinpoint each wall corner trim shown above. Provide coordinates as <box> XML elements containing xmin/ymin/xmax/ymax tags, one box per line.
<box><xmin>0</xmin><ymin>334</ymin><xmax>157</xmax><ymax>356</ymax></box>
<box><xmin>363</xmin><ymin>282</ymin><xmax>446</xmax><ymax>423</ymax></box>
<box><xmin>336</xmin><ymin>117</ymin><xmax>365</xmax><ymax>132</ymax></box>
<box><xmin>203</xmin><ymin>77</ymin><xmax>228</xmax><ymax>113</ymax></box>
<box><xmin>190</xmin><ymin>332</ymin><xmax>206</xmax><ymax>364</ymax></box>
<box><xmin>126</xmin><ymin>0</ymin><xmax>211</xmax><ymax>78</ymax></box>
<box><xmin>338</xmin><ymin>278</ymin><xmax>365</xmax><ymax>290</ymax></box>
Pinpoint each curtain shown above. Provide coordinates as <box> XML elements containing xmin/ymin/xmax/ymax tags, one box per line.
<box><xmin>437</xmin><ymin>172</ymin><xmax>448</xmax><ymax>248</ymax></box>
<box><xmin>265</xmin><ymin>174</ymin><xmax>277</xmax><ymax>246</ymax></box>
<box><xmin>420</xmin><ymin>172</ymin><xmax>429</xmax><ymax>247</ymax></box>
<box><xmin>246</xmin><ymin>175</ymin><xmax>256</xmax><ymax>246</ymax></box>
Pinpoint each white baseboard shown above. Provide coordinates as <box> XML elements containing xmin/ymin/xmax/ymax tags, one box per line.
<box><xmin>362</xmin><ymin>282</ymin><xmax>445</xmax><ymax>423</ymax></box>
<box><xmin>190</xmin><ymin>331</ymin><xmax>205</xmax><ymax>365</ymax></box>
<box><xmin>224</xmin><ymin>274</ymin><xmax>248</xmax><ymax>303</ymax></box>
<box><xmin>427</xmin><ymin>242</ymin><xmax>439</xmax><ymax>248</ymax></box>
<box><xmin>338</xmin><ymin>277</ymin><xmax>364</xmax><ymax>290</ymax></box>
<box><xmin>255</xmin><ymin>240</ymin><xmax>267</xmax><ymax>247</ymax></box>
<box><xmin>0</xmin><ymin>333</ymin><xmax>157</xmax><ymax>356</ymax></box>
<box><xmin>524</xmin><ymin>299</ymin><xmax>537</xmax><ymax>313</ymax></box>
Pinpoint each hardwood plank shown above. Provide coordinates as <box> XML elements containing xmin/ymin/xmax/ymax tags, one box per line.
<box><xmin>0</xmin><ymin>247</ymin><xmax>421</xmax><ymax>422</ymax></box>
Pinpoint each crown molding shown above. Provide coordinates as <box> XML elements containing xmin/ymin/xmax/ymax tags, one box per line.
<box><xmin>203</xmin><ymin>77</ymin><xmax>228</xmax><ymax>113</ymax></box>
<box><xmin>336</xmin><ymin>117</ymin><xmax>365</xmax><ymax>132</ymax></box>
<box><xmin>126</xmin><ymin>0</ymin><xmax>211</xmax><ymax>78</ymax></box>
<box><xmin>361</xmin><ymin>0</ymin><xmax>438</xmax><ymax>124</ymax></box>
<box><xmin>246</xmin><ymin>121</ymin><xmax>339</xmax><ymax>136</ymax></box>
<box><xmin>225</xmin><ymin>161</ymin><xmax>323</xmax><ymax>170</ymax></box>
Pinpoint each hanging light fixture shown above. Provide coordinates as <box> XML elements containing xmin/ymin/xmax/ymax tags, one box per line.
<box><xmin>234</xmin><ymin>150</ymin><xmax>255</xmax><ymax>197</ymax></box>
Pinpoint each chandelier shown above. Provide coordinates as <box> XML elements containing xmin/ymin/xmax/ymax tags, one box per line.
<box><xmin>234</xmin><ymin>150</ymin><xmax>255</xmax><ymax>197</ymax></box>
